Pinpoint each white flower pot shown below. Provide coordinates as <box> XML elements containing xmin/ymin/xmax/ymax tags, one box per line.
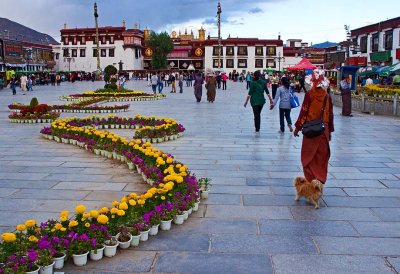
<box><xmin>39</xmin><ymin>261</ymin><xmax>55</xmax><ymax>274</ymax></box>
<box><xmin>183</xmin><ymin>210</ymin><xmax>189</xmax><ymax>220</ymax></box>
<box><xmin>173</xmin><ymin>213</ymin><xmax>185</xmax><ymax>225</ymax></box>
<box><xmin>130</xmin><ymin>234</ymin><xmax>141</xmax><ymax>247</ymax></box>
<box><xmin>140</xmin><ymin>229</ymin><xmax>150</xmax><ymax>242</ymax></box>
<box><xmin>94</xmin><ymin>149</ymin><xmax>101</xmax><ymax>155</ymax></box>
<box><xmin>53</xmin><ymin>252</ymin><xmax>66</xmax><ymax>269</ymax></box>
<box><xmin>188</xmin><ymin>207</ymin><xmax>193</xmax><ymax>216</ymax></box>
<box><xmin>127</xmin><ymin>162</ymin><xmax>134</xmax><ymax>170</ymax></box>
<box><xmin>193</xmin><ymin>201</ymin><xmax>200</xmax><ymax>212</ymax></box>
<box><xmin>117</xmin><ymin>233</ymin><xmax>132</xmax><ymax>249</ymax></box>
<box><xmin>149</xmin><ymin>224</ymin><xmax>160</xmax><ymax>236</ymax></box>
<box><xmin>72</xmin><ymin>251</ymin><xmax>89</xmax><ymax>266</ymax></box>
<box><xmin>157</xmin><ymin>137</ymin><xmax>164</xmax><ymax>143</ymax></box>
<box><xmin>104</xmin><ymin>241</ymin><xmax>119</xmax><ymax>257</ymax></box>
<box><xmin>26</xmin><ymin>265</ymin><xmax>40</xmax><ymax>274</ymax></box>
<box><xmin>201</xmin><ymin>190</ymin><xmax>209</xmax><ymax>199</ymax></box>
<box><xmin>152</xmin><ymin>138</ymin><xmax>157</xmax><ymax>143</ymax></box>
<box><xmin>160</xmin><ymin>220</ymin><xmax>172</xmax><ymax>231</ymax></box>
<box><xmin>90</xmin><ymin>245</ymin><xmax>105</xmax><ymax>261</ymax></box>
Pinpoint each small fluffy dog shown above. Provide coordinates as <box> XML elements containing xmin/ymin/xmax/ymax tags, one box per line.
<box><xmin>294</xmin><ymin>177</ymin><xmax>324</xmax><ymax>209</ymax></box>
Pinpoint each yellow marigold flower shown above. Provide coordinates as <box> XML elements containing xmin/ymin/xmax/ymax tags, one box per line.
<box><xmin>75</xmin><ymin>205</ymin><xmax>86</xmax><ymax>214</ymax></box>
<box><xmin>60</xmin><ymin>211</ymin><xmax>69</xmax><ymax>218</ymax></box>
<box><xmin>97</xmin><ymin>214</ymin><xmax>109</xmax><ymax>224</ymax></box>
<box><xmin>2</xmin><ymin>233</ymin><xmax>16</xmax><ymax>242</ymax></box>
<box><xmin>138</xmin><ymin>199</ymin><xmax>145</xmax><ymax>205</ymax></box>
<box><xmin>51</xmin><ymin>229</ymin><xmax>55</xmax><ymax>232</ymax></box>
<box><xmin>85</xmin><ymin>222</ymin><xmax>91</xmax><ymax>228</ymax></box>
<box><xmin>100</xmin><ymin>207</ymin><xmax>109</xmax><ymax>214</ymax></box>
<box><xmin>179</xmin><ymin>166</ymin><xmax>187</xmax><ymax>172</ymax></box>
<box><xmin>117</xmin><ymin>210</ymin><xmax>125</xmax><ymax>216</ymax></box>
<box><xmin>121</xmin><ymin>196</ymin><xmax>128</xmax><ymax>203</ymax></box>
<box><xmin>119</xmin><ymin>202</ymin><xmax>128</xmax><ymax>210</ymax></box>
<box><xmin>16</xmin><ymin>224</ymin><xmax>26</xmax><ymax>231</ymax></box>
<box><xmin>55</xmin><ymin>223</ymin><xmax>63</xmax><ymax>230</ymax></box>
<box><xmin>128</xmin><ymin>199</ymin><xmax>136</xmax><ymax>206</ymax></box>
<box><xmin>68</xmin><ymin>220</ymin><xmax>78</xmax><ymax>228</ymax></box>
<box><xmin>159</xmin><ymin>183</ymin><xmax>165</xmax><ymax>187</ymax></box>
<box><xmin>161</xmin><ymin>196</ymin><xmax>166</xmax><ymax>200</ymax></box>
<box><xmin>111</xmin><ymin>215</ymin><xmax>115</xmax><ymax>219</ymax></box>
<box><xmin>112</xmin><ymin>200</ymin><xmax>120</xmax><ymax>207</ymax></box>
<box><xmin>129</xmin><ymin>193</ymin><xmax>137</xmax><ymax>198</ymax></box>
<box><xmin>60</xmin><ymin>227</ymin><xmax>66</xmax><ymax>232</ymax></box>
<box><xmin>35</xmin><ymin>228</ymin><xmax>41</xmax><ymax>233</ymax></box>
<box><xmin>166</xmin><ymin>157</ymin><xmax>173</xmax><ymax>164</ymax></box>
<box><xmin>110</xmin><ymin>208</ymin><xmax>118</xmax><ymax>215</ymax></box>
<box><xmin>90</xmin><ymin>210</ymin><xmax>99</xmax><ymax>218</ymax></box>
<box><xmin>176</xmin><ymin>164</ymin><xmax>182</xmax><ymax>168</ymax></box>
<box><xmin>28</xmin><ymin>235</ymin><xmax>38</xmax><ymax>243</ymax></box>
<box><xmin>24</xmin><ymin>220</ymin><xmax>36</xmax><ymax>228</ymax></box>
<box><xmin>83</xmin><ymin>213</ymin><xmax>90</xmax><ymax>219</ymax></box>
<box><xmin>60</xmin><ymin>216</ymin><xmax>67</xmax><ymax>222</ymax></box>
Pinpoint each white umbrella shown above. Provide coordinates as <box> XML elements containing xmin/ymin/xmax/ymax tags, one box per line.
<box><xmin>389</xmin><ymin>62</ymin><xmax>400</xmax><ymax>73</ymax></box>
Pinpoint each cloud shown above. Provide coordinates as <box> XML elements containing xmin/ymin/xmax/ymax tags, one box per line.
<box><xmin>249</xmin><ymin>7</ymin><xmax>263</xmax><ymax>14</ymax></box>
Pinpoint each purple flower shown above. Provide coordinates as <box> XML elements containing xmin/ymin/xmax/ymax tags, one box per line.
<box><xmin>27</xmin><ymin>249</ymin><xmax>38</xmax><ymax>262</ymax></box>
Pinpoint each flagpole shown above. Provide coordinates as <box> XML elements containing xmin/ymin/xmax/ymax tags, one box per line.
<box><xmin>94</xmin><ymin>2</ymin><xmax>101</xmax><ymax>71</ymax></box>
<box><xmin>217</xmin><ymin>0</ymin><xmax>222</xmax><ymax>70</ymax></box>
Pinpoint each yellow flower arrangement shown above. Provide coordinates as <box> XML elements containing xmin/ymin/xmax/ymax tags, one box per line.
<box><xmin>97</xmin><ymin>214</ymin><xmax>109</xmax><ymax>224</ymax></box>
<box><xmin>24</xmin><ymin>219</ymin><xmax>36</xmax><ymax>228</ymax></box>
<box><xmin>1</xmin><ymin>232</ymin><xmax>16</xmax><ymax>242</ymax></box>
<box><xmin>16</xmin><ymin>224</ymin><xmax>26</xmax><ymax>231</ymax></box>
<box><xmin>75</xmin><ymin>204</ymin><xmax>86</xmax><ymax>214</ymax></box>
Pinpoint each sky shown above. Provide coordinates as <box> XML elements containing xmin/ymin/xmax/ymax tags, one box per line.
<box><xmin>0</xmin><ymin>0</ymin><xmax>399</xmax><ymax>45</ymax></box>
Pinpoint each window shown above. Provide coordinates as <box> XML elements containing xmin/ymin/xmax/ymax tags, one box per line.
<box><xmin>110</xmin><ymin>36</ymin><xmax>114</xmax><ymax>44</ymax></box>
<box><xmin>63</xmin><ymin>37</ymin><xmax>69</xmax><ymax>45</ymax></box>
<box><xmin>80</xmin><ymin>36</ymin><xmax>86</xmax><ymax>45</ymax></box>
<box><xmin>255</xmin><ymin>59</ymin><xmax>263</xmax><ymax>68</ymax></box>
<box><xmin>371</xmin><ymin>33</ymin><xmax>379</xmax><ymax>52</ymax></box>
<box><xmin>255</xmin><ymin>46</ymin><xmax>263</xmax><ymax>56</ymax></box>
<box><xmin>266</xmin><ymin>46</ymin><xmax>276</xmax><ymax>56</ymax></box>
<box><xmin>101</xmin><ymin>49</ymin><xmax>107</xmax><ymax>57</ymax></box>
<box><xmin>72</xmin><ymin>37</ymin><xmax>77</xmax><ymax>45</ymax></box>
<box><xmin>80</xmin><ymin>49</ymin><xmax>85</xmax><ymax>57</ymax></box>
<box><xmin>384</xmin><ymin>30</ymin><xmax>393</xmax><ymax>50</ymax></box>
<box><xmin>237</xmin><ymin>46</ymin><xmax>247</xmax><ymax>55</ymax></box>
<box><xmin>226</xmin><ymin>59</ymin><xmax>234</xmax><ymax>68</ymax></box>
<box><xmin>63</xmin><ymin>49</ymin><xmax>69</xmax><ymax>57</ymax></box>
<box><xmin>226</xmin><ymin>46</ymin><xmax>234</xmax><ymax>56</ymax></box>
<box><xmin>93</xmin><ymin>49</ymin><xmax>98</xmax><ymax>57</ymax></box>
<box><xmin>213</xmin><ymin>46</ymin><xmax>223</xmax><ymax>56</ymax></box>
<box><xmin>360</xmin><ymin>36</ymin><xmax>367</xmax><ymax>53</ymax></box>
<box><xmin>55</xmin><ymin>53</ymin><xmax>60</xmax><ymax>60</ymax></box>
<box><xmin>213</xmin><ymin>59</ymin><xmax>223</xmax><ymax>68</ymax></box>
<box><xmin>101</xmin><ymin>36</ymin><xmax>106</xmax><ymax>45</ymax></box>
<box><xmin>109</xmin><ymin>49</ymin><xmax>115</xmax><ymax>57</ymax></box>
<box><xmin>71</xmin><ymin>49</ymin><xmax>77</xmax><ymax>57</ymax></box>
<box><xmin>135</xmin><ymin>48</ymin><xmax>139</xmax><ymax>59</ymax></box>
<box><xmin>237</xmin><ymin>59</ymin><xmax>247</xmax><ymax>68</ymax></box>
<box><xmin>266</xmin><ymin>59</ymin><xmax>276</xmax><ymax>68</ymax></box>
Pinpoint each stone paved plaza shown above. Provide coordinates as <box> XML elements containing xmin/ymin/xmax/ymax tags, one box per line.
<box><xmin>1</xmin><ymin>79</ymin><xmax>400</xmax><ymax>274</ymax></box>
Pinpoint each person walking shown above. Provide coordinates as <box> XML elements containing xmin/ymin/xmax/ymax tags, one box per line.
<box><xmin>10</xmin><ymin>75</ymin><xmax>18</xmax><ymax>95</ymax></box>
<box><xmin>170</xmin><ymin>73</ymin><xmax>176</xmax><ymax>93</ymax></box>
<box><xmin>294</xmin><ymin>68</ymin><xmax>334</xmax><ymax>187</ymax></box>
<box><xmin>151</xmin><ymin>73</ymin><xmax>158</xmax><ymax>94</ymax></box>
<box><xmin>246</xmin><ymin>72</ymin><xmax>251</xmax><ymax>89</ymax></box>
<box><xmin>20</xmin><ymin>74</ymin><xmax>28</xmax><ymax>95</ymax></box>
<box><xmin>193</xmin><ymin>71</ymin><xmax>204</xmax><ymax>102</ymax></box>
<box><xmin>339</xmin><ymin>74</ymin><xmax>352</xmax><ymax>116</ymax></box>
<box><xmin>243</xmin><ymin>70</ymin><xmax>273</xmax><ymax>133</ymax></box>
<box><xmin>178</xmin><ymin>73</ymin><xmax>184</xmax><ymax>93</ymax></box>
<box><xmin>298</xmin><ymin>73</ymin><xmax>307</xmax><ymax>93</ymax></box>
<box><xmin>157</xmin><ymin>72</ymin><xmax>164</xmax><ymax>93</ymax></box>
<box><xmin>206</xmin><ymin>73</ymin><xmax>217</xmax><ymax>102</ymax></box>
<box><xmin>216</xmin><ymin>72</ymin><xmax>222</xmax><ymax>89</ymax></box>
<box><xmin>271</xmin><ymin>77</ymin><xmax>293</xmax><ymax>133</ymax></box>
<box><xmin>270</xmin><ymin>72</ymin><xmax>279</xmax><ymax>99</ymax></box>
<box><xmin>222</xmin><ymin>73</ymin><xmax>228</xmax><ymax>90</ymax></box>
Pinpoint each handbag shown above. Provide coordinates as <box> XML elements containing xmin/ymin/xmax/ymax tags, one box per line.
<box><xmin>302</xmin><ymin>95</ymin><xmax>328</xmax><ymax>138</ymax></box>
<box><xmin>290</xmin><ymin>89</ymin><xmax>300</xmax><ymax>108</ymax></box>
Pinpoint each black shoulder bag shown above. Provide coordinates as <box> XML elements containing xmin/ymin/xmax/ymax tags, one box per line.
<box><xmin>301</xmin><ymin>95</ymin><xmax>328</xmax><ymax>138</ymax></box>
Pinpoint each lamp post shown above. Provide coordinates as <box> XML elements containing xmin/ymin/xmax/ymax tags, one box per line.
<box><xmin>274</xmin><ymin>52</ymin><xmax>285</xmax><ymax>72</ymax></box>
<box><xmin>94</xmin><ymin>2</ymin><xmax>101</xmax><ymax>71</ymax></box>
<box><xmin>217</xmin><ymin>0</ymin><xmax>222</xmax><ymax>69</ymax></box>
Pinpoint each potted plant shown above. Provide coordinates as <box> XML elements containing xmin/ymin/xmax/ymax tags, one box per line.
<box><xmin>35</xmin><ymin>246</ymin><xmax>55</xmax><ymax>274</ymax></box>
<box><xmin>129</xmin><ymin>223</ymin><xmax>142</xmax><ymax>247</ymax></box>
<box><xmin>87</xmin><ymin>223</ymin><xmax>107</xmax><ymax>261</ymax></box>
<box><xmin>160</xmin><ymin>202</ymin><xmax>175</xmax><ymax>231</ymax></box>
<box><xmin>198</xmin><ymin>177</ymin><xmax>212</xmax><ymax>199</ymax></box>
<box><xmin>103</xmin><ymin>235</ymin><xmax>118</xmax><ymax>258</ymax></box>
<box><xmin>116</xmin><ymin>226</ymin><xmax>132</xmax><ymax>249</ymax></box>
<box><xmin>1</xmin><ymin>253</ymin><xmax>40</xmax><ymax>274</ymax></box>
<box><xmin>66</xmin><ymin>232</ymin><xmax>91</xmax><ymax>266</ymax></box>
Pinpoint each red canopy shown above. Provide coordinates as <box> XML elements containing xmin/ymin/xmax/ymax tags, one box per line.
<box><xmin>286</xmin><ymin>58</ymin><xmax>316</xmax><ymax>71</ymax></box>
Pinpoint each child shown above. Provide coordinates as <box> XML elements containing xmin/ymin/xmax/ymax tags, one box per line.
<box><xmin>271</xmin><ymin>76</ymin><xmax>293</xmax><ymax>133</ymax></box>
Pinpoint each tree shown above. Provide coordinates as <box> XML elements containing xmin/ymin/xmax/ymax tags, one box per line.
<box><xmin>147</xmin><ymin>31</ymin><xmax>174</xmax><ymax>69</ymax></box>
<box><xmin>104</xmin><ymin>65</ymin><xmax>118</xmax><ymax>83</ymax></box>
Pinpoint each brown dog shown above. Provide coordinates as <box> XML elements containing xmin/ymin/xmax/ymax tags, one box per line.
<box><xmin>294</xmin><ymin>177</ymin><xmax>324</xmax><ymax>209</ymax></box>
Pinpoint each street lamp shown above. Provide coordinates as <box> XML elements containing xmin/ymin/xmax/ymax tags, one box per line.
<box><xmin>217</xmin><ymin>0</ymin><xmax>222</xmax><ymax>69</ymax></box>
<box><xmin>274</xmin><ymin>52</ymin><xmax>285</xmax><ymax>72</ymax></box>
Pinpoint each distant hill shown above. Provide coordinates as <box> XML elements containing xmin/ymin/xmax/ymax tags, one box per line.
<box><xmin>0</xmin><ymin>17</ymin><xmax>57</xmax><ymax>45</ymax></box>
<box><xmin>313</xmin><ymin>41</ymin><xmax>338</xmax><ymax>48</ymax></box>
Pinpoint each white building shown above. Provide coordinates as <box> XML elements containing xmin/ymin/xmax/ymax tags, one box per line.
<box><xmin>53</xmin><ymin>22</ymin><xmax>145</xmax><ymax>72</ymax></box>
<box><xmin>349</xmin><ymin>16</ymin><xmax>400</xmax><ymax>66</ymax></box>
<box><xmin>203</xmin><ymin>37</ymin><xmax>283</xmax><ymax>74</ymax></box>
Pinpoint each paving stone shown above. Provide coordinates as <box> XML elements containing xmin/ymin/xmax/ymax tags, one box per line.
<box><xmin>154</xmin><ymin>252</ymin><xmax>272</xmax><ymax>274</ymax></box>
<box><xmin>387</xmin><ymin>257</ymin><xmax>400</xmax><ymax>273</ymax></box>
<box><xmin>371</xmin><ymin>208</ymin><xmax>400</xmax><ymax>221</ymax></box>
<box><xmin>0</xmin><ymin>188</ymin><xmax>19</xmax><ymax>197</ymax></box>
<box><xmin>43</xmin><ymin>173</ymin><xmax>113</xmax><ymax>182</ymax></box>
<box><xmin>327</xmin><ymin>179</ymin><xmax>387</xmax><ymax>188</ymax></box>
<box><xmin>203</xmin><ymin>193</ymin><xmax>242</xmax><ymax>205</ymax></box>
<box><xmin>272</xmin><ymin>254</ymin><xmax>392</xmax><ymax>274</ymax></box>
<box><xmin>135</xmin><ymin>232</ymin><xmax>209</xmax><ymax>252</ymax></box>
<box><xmin>379</xmin><ymin>180</ymin><xmax>400</xmax><ymax>188</ymax></box>
<box><xmin>343</xmin><ymin>188</ymin><xmax>400</xmax><ymax>197</ymax></box>
<box><xmin>0</xmin><ymin>179</ymin><xmax>58</xmax><ymax>189</ymax></box>
<box><xmin>324</xmin><ymin>196</ymin><xmax>400</xmax><ymax>207</ymax></box>
<box><xmin>212</xmin><ymin>185</ymin><xmax>272</xmax><ymax>195</ymax></box>
<box><xmin>211</xmin><ymin>234</ymin><xmax>317</xmax><ymax>254</ymax></box>
<box><xmin>351</xmin><ymin>222</ymin><xmax>400</xmax><ymax>237</ymax></box>
<box><xmin>83</xmin><ymin>191</ymin><xmax>131</xmax><ymax>201</ymax></box>
<box><xmin>314</xmin><ymin>236</ymin><xmax>400</xmax><ymax>256</ymax></box>
<box><xmin>259</xmin><ymin>220</ymin><xmax>358</xmax><ymax>236</ymax></box>
<box><xmin>271</xmin><ymin>186</ymin><xmax>347</xmax><ymax>196</ymax></box>
<box><xmin>63</xmin><ymin>250</ymin><xmax>155</xmax><ymax>273</ymax></box>
<box><xmin>290</xmin><ymin>206</ymin><xmax>380</xmax><ymax>221</ymax></box>
<box><xmin>10</xmin><ymin>189</ymin><xmax>90</xmax><ymax>200</ymax></box>
<box><xmin>53</xmin><ymin>181</ymin><xmax>127</xmax><ymax>191</ymax></box>
<box><xmin>244</xmin><ymin>194</ymin><xmax>314</xmax><ymax>206</ymax></box>
<box><xmin>206</xmin><ymin>205</ymin><xmax>293</xmax><ymax>219</ymax></box>
<box><xmin>247</xmin><ymin>177</ymin><xmax>293</xmax><ymax>186</ymax></box>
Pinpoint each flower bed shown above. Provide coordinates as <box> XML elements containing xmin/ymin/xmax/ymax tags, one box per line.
<box><xmin>1</xmin><ymin>114</ymin><xmax>203</xmax><ymax>272</ymax></box>
<box><xmin>360</xmin><ymin>84</ymin><xmax>400</xmax><ymax>96</ymax></box>
<box><xmin>8</xmin><ymin>98</ymin><xmax>60</xmax><ymax>123</ymax></box>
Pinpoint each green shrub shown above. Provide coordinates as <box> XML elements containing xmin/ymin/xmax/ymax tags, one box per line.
<box><xmin>29</xmin><ymin>97</ymin><xmax>39</xmax><ymax>109</ymax></box>
<box><xmin>104</xmin><ymin>83</ymin><xmax>118</xmax><ymax>90</ymax></box>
